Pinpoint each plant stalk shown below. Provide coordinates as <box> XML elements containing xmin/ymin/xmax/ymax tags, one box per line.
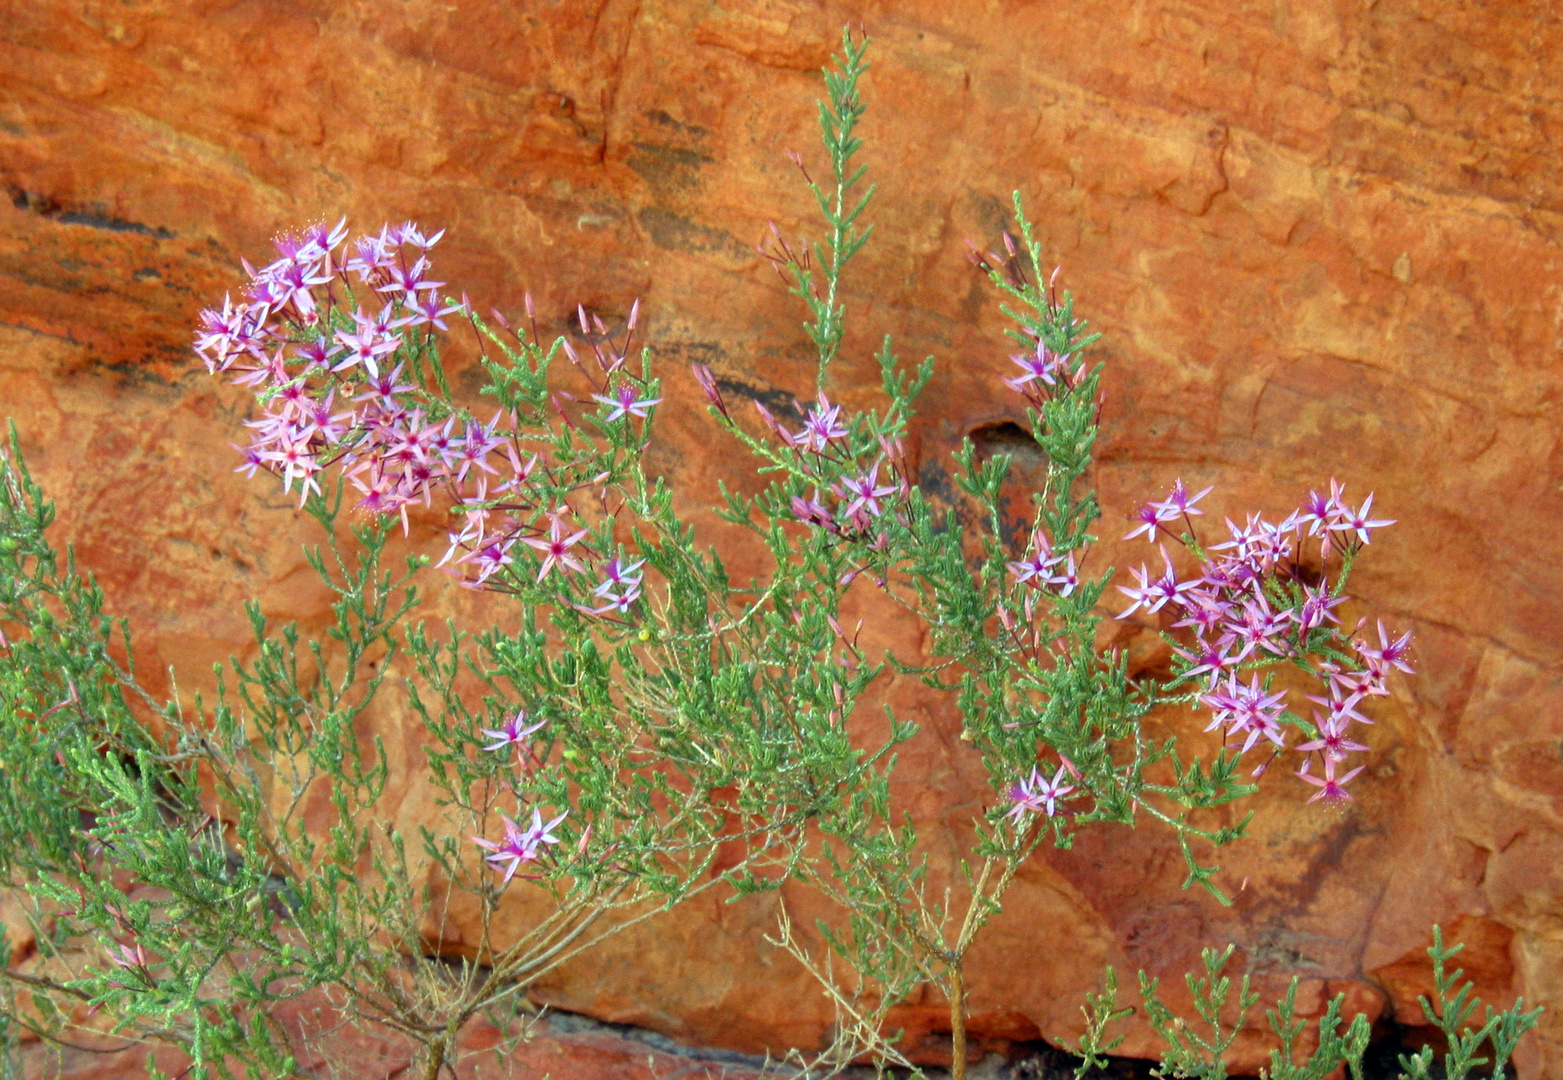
<box><xmin>949</xmin><ymin>956</ymin><xmax>968</xmax><ymax>1080</ymax></box>
<box><xmin>422</xmin><ymin>1032</ymin><xmax>449</xmax><ymax>1080</ymax></box>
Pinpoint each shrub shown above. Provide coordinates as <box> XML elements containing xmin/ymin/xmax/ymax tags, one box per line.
<box><xmin>0</xmin><ymin>24</ymin><xmax>1540</xmax><ymax>1080</ymax></box>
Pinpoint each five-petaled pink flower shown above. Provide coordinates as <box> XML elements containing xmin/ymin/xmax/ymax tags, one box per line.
<box><xmin>1295</xmin><ymin>581</ymin><xmax>1344</xmax><ymax>634</ymax></box>
<box><xmin>1003</xmin><ymin>340</ymin><xmax>1067</xmax><ymax>395</ymax></box>
<box><xmin>522</xmin><ymin>514</ymin><xmax>590</xmax><ymax>582</ymax></box>
<box><xmin>332</xmin><ymin>317</ymin><xmax>400</xmax><ymax>378</ymax></box>
<box><xmin>473</xmin><ymin>808</ymin><xmax>567</xmax><ymax>883</ymax></box>
<box><xmin>1306</xmin><ymin>689</ymin><xmax>1373</xmax><ymax>728</ymax></box>
<box><xmin>794</xmin><ymin>394</ymin><xmax>849</xmax><ymax>452</ymax></box>
<box><xmin>1126</xmin><ymin>480</ymin><xmax>1212</xmax><ymax>542</ymax></box>
<box><xmin>1297</xmin><ymin>757</ymin><xmax>1364</xmax><ymax>805</ymax></box>
<box><xmin>593</xmin><ymin>383</ymin><xmax>661</xmax><ymax>422</ymax></box>
<box><xmin>1117</xmin><ymin>545</ymin><xmax>1196</xmax><ymax>617</ymax></box>
<box><xmin>1293</xmin><ymin>488</ymin><xmax>1333</xmax><ymax>536</ymax></box>
<box><xmin>1355</xmin><ymin>619</ymin><xmax>1414</xmax><ymax>675</ymax></box>
<box><xmin>1005</xmin><ymin>765</ymin><xmax>1075</xmax><ymax>822</ymax></box>
<box><xmin>1152</xmin><ymin>479</ymin><xmax>1212</xmax><ymax>521</ymax></box>
<box><xmin>836</xmin><ymin>461</ymin><xmax>897</xmax><ymax>520</ymax></box>
<box><xmin>1124</xmin><ymin>503</ymin><xmax>1167</xmax><ymax>543</ymax></box>
<box><xmin>404</xmin><ymin>290</ymin><xmax>463</xmax><ymax>330</ymax></box>
<box><xmin>1174</xmin><ymin>640</ymin><xmax>1251</xmax><ymax>687</ymax></box>
<box><xmin>1009</xmin><ymin>530</ymin><xmax>1062</xmax><ymax>586</ymax></box>
<box><xmin>1295</xmin><ymin>710</ymin><xmax>1368</xmax><ymax>764</ymax></box>
<box><xmin>1328</xmin><ymin>492</ymin><xmax>1394</xmax><ymax>546</ymax></box>
<box><xmin>480</xmin><ymin>711</ymin><xmax>547</xmax><ymax>755</ymax></box>
<box><xmin>585</xmin><ymin>556</ymin><xmax>645</xmax><ymax>615</ymax></box>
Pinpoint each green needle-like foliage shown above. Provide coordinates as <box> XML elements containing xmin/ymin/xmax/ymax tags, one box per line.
<box><xmin>1068</xmin><ymin>929</ymin><xmax>1538</xmax><ymax>1080</ymax></box>
<box><xmin>1395</xmin><ymin>928</ymin><xmax>1542</xmax><ymax>1080</ymax></box>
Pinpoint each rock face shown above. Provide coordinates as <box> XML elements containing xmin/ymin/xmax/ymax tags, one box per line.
<box><xmin>2</xmin><ymin>1</ymin><xmax>1561</xmax><ymax>1076</ymax></box>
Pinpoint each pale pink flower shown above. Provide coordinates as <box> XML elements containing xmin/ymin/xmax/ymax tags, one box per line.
<box><xmin>1295</xmin><ymin>710</ymin><xmax>1368</xmax><ymax>763</ymax></box>
<box><xmin>593</xmin><ymin>383</ymin><xmax>661</xmax><ymax>422</ymax></box>
<box><xmin>473</xmin><ymin>808</ymin><xmax>567</xmax><ymax>883</ymax></box>
<box><xmin>1152</xmin><ymin>479</ymin><xmax>1212</xmax><ymax>520</ymax></box>
<box><xmin>1355</xmin><ymin>619</ymin><xmax>1414</xmax><ymax>675</ymax></box>
<box><xmin>1005</xmin><ymin>765</ymin><xmax>1075</xmax><ymax>822</ymax></box>
<box><xmin>836</xmin><ymin>461</ymin><xmax>897</xmax><ymax>519</ymax></box>
<box><xmin>480</xmin><ymin>711</ymin><xmax>546</xmax><ymax>755</ymax></box>
<box><xmin>794</xmin><ymin>393</ymin><xmax>849</xmax><ymax>452</ymax></box>
<box><xmin>522</xmin><ymin>515</ymin><xmax>590</xmax><ymax>581</ymax></box>
<box><xmin>1297</xmin><ymin>757</ymin><xmax>1364</xmax><ymax>805</ymax></box>
<box><xmin>1327</xmin><ymin>493</ymin><xmax>1394</xmax><ymax>546</ymax></box>
<box><xmin>1011</xmin><ymin>531</ymin><xmax>1062</xmax><ymax>587</ymax></box>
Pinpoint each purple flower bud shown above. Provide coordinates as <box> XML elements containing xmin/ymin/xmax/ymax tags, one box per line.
<box><xmin>692</xmin><ymin>364</ymin><xmax>729</xmax><ymax>418</ymax></box>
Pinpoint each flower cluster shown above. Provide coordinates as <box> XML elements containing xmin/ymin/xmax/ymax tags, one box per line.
<box><xmin>434</xmin><ymin>308</ymin><xmax>658</xmax><ymax>598</ymax></box>
<box><xmin>472</xmin><ymin>808</ymin><xmax>567</xmax><ymax>884</ymax></box>
<box><xmin>198</xmin><ymin>224</ymin><xmax>672</xmax><ymax>904</ymax></box>
<box><xmin>470</xmin><ymin>713</ymin><xmax>569</xmax><ymax>882</ymax></box>
<box><xmin>982</xmin><ymin>318</ymin><xmax>1407</xmax><ymax>817</ymax></box>
<box><xmin>752</xmin><ymin>391</ymin><xmax>913</xmax><ymax>539</ymax></box>
<box><xmin>197</xmin><ymin>221</ymin><xmax>661</xmax><ymax>607</ymax></box>
<box><xmin>581</xmin><ymin>555</ymin><xmax>645</xmax><ymax>616</ymax></box>
<box><xmin>688</xmin><ymin>369</ymin><xmax>915</xmax><ymax>550</ymax></box>
<box><xmin>1124</xmin><ymin>478</ymin><xmax>1392</xmax><ymax>564</ymax></box>
<box><xmin>1114</xmin><ymin>477</ymin><xmax>1410</xmax><ymax>803</ymax></box>
<box><xmin>194</xmin><ymin>221</ymin><xmax>475</xmax><ymax>520</ymax></box>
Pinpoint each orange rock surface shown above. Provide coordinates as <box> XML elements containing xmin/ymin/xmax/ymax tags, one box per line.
<box><xmin>2</xmin><ymin>1</ymin><xmax>1560</xmax><ymax>1076</ymax></box>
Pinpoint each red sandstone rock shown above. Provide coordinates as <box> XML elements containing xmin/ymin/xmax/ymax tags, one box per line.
<box><xmin>2</xmin><ymin>1</ymin><xmax>1560</xmax><ymax>1076</ymax></box>
<box><xmin>16</xmin><ymin>1003</ymin><xmax>778</xmax><ymax>1080</ymax></box>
